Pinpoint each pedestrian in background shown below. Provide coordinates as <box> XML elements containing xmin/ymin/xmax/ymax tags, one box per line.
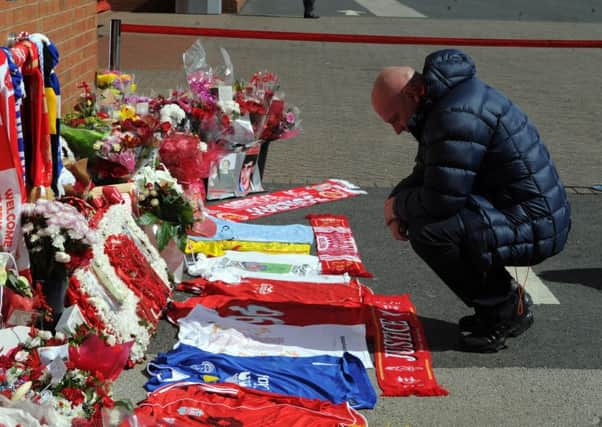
<box><xmin>371</xmin><ymin>49</ymin><xmax>571</xmax><ymax>353</ymax></box>
<box><xmin>303</xmin><ymin>0</ymin><xmax>319</xmax><ymax>18</ymax></box>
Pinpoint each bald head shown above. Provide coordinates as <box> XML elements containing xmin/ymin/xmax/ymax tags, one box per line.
<box><xmin>371</xmin><ymin>66</ymin><xmax>416</xmax><ymax>106</ymax></box>
<box><xmin>371</xmin><ymin>66</ymin><xmax>422</xmax><ymax>135</ymax></box>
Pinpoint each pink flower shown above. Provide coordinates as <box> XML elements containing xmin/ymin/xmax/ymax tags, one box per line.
<box><xmin>117</xmin><ymin>150</ymin><xmax>136</xmax><ymax>172</ymax></box>
<box><xmin>286</xmin><ymin>111</ymin><xmax>296</xmax><ymax>124</ymax></box>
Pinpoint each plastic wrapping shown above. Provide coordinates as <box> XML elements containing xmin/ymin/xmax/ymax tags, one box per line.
<box><xmin>183</xmin><ymin>40</ymin><xmax>234</xmax><ymax>88</ymax></box>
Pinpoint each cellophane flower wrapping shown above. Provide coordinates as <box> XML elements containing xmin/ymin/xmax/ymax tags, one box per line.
<box><xmin>158</xmin><ymin>133</ymin><xmax>217</xmax><ymax>235</ymax></box>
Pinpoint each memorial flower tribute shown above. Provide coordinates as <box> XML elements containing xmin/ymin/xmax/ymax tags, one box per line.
<box><xmin>0</xmin><ymin>325</ymin><xmax>132</xmax><ymax>426</ymax></box>
<box><xmin>21</xmin><ymin>199</ymin><xmax>98</xmax><ymax>282</ymax></box>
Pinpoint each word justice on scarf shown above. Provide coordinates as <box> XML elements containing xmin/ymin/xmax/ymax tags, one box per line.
<box><xmin>366</xmin><ymin>293</ymin><xmax>448</xmax><ymax>397</ymax></box>
<box><xmin>205</xmin><ymin>179</ymin><xmax>366</xmax><ymax>221</ymax></box>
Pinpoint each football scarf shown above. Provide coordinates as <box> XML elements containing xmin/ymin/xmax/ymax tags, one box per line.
<box><xmin>366</xmin><ymin>293</ymin><xmax>448</xmax><ymax>397</ymax></box>
<box><xmin>307</xmin><ymin>214</ymin><xmax>373</xmax><ymax>277</ymax></box>
<box><xmin>205</xmin><ymin>179</ymin><xmax>366</xmax><ymax>221</ymax></box>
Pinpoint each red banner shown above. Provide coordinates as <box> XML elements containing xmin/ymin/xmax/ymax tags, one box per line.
<box><xmin>1</xmin><ymin>51</ymin><xmax>26</xmax><ymax>258</ymax></box>
<box><xmin>307</xmin><ymin>213</ymin><xmax>373</xmax><ymax>277</ymax></box>
<box><xmin>205</xmin><ymin>179</ymin><xmax>366</xmax><ymax>221</ymax></box>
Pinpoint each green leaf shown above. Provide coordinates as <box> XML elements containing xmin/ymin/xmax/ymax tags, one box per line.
<box><xmin>137</xmin><ymin>212</ymin><xmax>159</xmax><ymax>226</ymax></box>
<box><xmin>156</xmin><ymin>222</ymin><xmax>174</xmax><ymax>251</ymax></box>
<box><xmin>175</xmin><ymin>231</ymin><xmax>188</xmax><ymax>252</ymax></box>
<box><xmin>114</xmin><ymin>399</ymin><xmax>135</xmax><ymax>411</ymax></box>
<box><xmin>179</xmin><ymin>204</ymin><xmax>195</xmax><ymax>226</ymax></box>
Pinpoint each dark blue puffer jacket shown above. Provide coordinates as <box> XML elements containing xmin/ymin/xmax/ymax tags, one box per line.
<box><xmin>392</xmin><ymin>49</ymin><xmax>571</xmax><ymax>270</ymax></box>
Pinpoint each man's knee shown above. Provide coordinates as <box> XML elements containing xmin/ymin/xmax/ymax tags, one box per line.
<box><xmin>408</xmin><ymin>216</ymin><xmax>466</xmax><ymax>247</ymax></box>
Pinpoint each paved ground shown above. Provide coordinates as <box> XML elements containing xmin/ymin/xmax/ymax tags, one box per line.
<box><xmin>96</xmin><ymin>11</ymin><xmax>602</xmax><ymax>426</ymax></box>
<box><xmin>240</xmin><ymin>0</ymin><xmax>602</xmax><ymax>22</ymax></box>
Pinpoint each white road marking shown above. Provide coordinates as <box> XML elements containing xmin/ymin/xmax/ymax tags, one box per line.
<box><xmin>506</xmin><ymin>266</ymin><xmax>560</xmax><ymax>305</ymax></box>
<box><xmin>337</xmin><ymin>9</ymin><xmax>365</xmax><ymax>16</ymax></box>
<box><xmin>354</xmin><ymin>0</ymin><xmax>426</xmax><ymax>18</ymax></box>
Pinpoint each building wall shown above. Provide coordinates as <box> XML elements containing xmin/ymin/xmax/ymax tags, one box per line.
<box><xmin>0</xmin><ymin>0</ymin><xmax>98</xmax><ymax>112</ymax></box>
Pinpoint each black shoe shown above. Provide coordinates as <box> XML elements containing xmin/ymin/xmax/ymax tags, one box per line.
<box><xmin>459</xmin><ymin>291</ymin><xmax>533</xmax><ymax>333</ymax></box>
<box><xmin>304</xmin><ymin>12</ymin><xmax>319</xmax><ymax>18</ymax></box>
<box><xmin>459</xmin><ymin>308</ymin><xmax>534</xmax><ymax>353</ymax></box>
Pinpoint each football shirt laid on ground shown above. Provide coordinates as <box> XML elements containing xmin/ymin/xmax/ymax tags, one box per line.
<box><xmin>178</xmin><ymin>305</ymin><xmax>373</xmax><ymax>368</ymax></box>
<box><xmin>145</xmin><ymin>343</ymin><xmax>377</xmax><ymax>409</ymax></box>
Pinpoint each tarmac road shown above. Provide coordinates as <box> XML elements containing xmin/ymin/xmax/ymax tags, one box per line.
<box><xmin>99</xmin><ymin>10</ymin><xmax>602</xmax><ymax>426</ymax></box>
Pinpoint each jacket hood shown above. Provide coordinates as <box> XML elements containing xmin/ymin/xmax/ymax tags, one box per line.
<box><xmin>422</xmin><ymin>49</ymin><xmax>476</xmax><ymax>101</ymax></box>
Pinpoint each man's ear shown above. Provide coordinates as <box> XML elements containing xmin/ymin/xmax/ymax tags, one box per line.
<box><xmin>405</xmin><ymin>82</ymin><xmax>425</xmax><ymax>102</ymax></box>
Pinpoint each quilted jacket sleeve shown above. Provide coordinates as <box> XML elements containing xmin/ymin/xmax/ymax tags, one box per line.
<box><xmin>393</xmin><ymin>108</ymin><xmax>490</xmax><ymax>222</ymax></box>
<box><xmin>389</xmin><ymin>145</ymin><xmax>425</xmax><ymax>199</ymax></box>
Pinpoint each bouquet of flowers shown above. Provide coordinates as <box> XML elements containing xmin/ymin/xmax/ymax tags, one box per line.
<box><xmin>21</xmin><ymin>199</ymin><xmax>98</xmax><ymax>281</ymax></box>
<box><xmin>0</xmin><ymin>252</ymin><xmax>38</xmax><ymax>327</ymax></box>
<box><xmin>96</xmin><ymin>70</ymin><xmax>136</xmax><ymax>95</ymax></box>
<box><xmin>237</xmin><ymin>71</ymin><xmax>302</xmax><ymax>142</ymax></box>
<box><xmin>95</xmin><ymin>70</ymin><xmax>137</xmax><ymax>115</ymax></box>
<box><xmin>0</xmin><ymin>325</ymin><xmax>133</xmax><ymax>426</ymax></box>
<box><xmin>61</xmin><ymin>81</ymin><xmax>112</xmax><ymax>133</ymax></box>
<box><xmin>0</xmin><ymin>253</ymin><xmax>31</xmax><ymax>298</ymax></box>
<box><xmin>85</xmin><ymin>111</ymin><xmax>161</xmax><ymax>185</ymax></box>
<box><xmin>61</xmin><ymin>82</ymin><xmax>112</xmax><ymax>161</ymax></box>
<box><xmin>158</xmin><ymin>132</ymin><xmax>219</xmax><ymax>234</ymax></box>
<box><xmin>133</xmin><ymin>166</ymin><xmax>195</xmax><ymax>251</ymax></box>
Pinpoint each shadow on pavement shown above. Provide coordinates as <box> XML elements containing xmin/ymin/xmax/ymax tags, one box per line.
<box><xmin>539</xmin><ymin>268</ymin><xmax>602</xmax><ymax>291</ymax></box>
<box><xmin>419</xmin><ymin>316</ymin><xmax>460</xmax><ymax>352</ymax></box>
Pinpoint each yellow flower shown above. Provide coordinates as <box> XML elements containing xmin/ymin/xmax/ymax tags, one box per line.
<box><xmin>119</xmin><ymin>105</ymin><xmax>136</xmax><ymax>121</ymax></box>
<box><xmin>96</xmin><ymin>73</ymin><xmax>117</xmax><ymax>89</ymax></box>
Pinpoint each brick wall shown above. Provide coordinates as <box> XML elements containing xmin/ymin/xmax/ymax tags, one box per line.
<box><xmin>0</xmin><ymin>0</ymin><xmax>98</xmax><ymax>112</ymax></box>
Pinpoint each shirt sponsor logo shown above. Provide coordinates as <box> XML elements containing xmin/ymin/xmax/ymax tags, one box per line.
<box><xmin>177</xmin><ymin>407</ymin><xmax>204</xmax><ymax>417</ymax></box>
<box><xmin>256</xmin><ymin>283</ymin><xmax>274</xmax><ymax>295</ymax></box>
<box><xmin>191</xmin><ymin>361</ymin><xmax>216</xmax><ymax>374</ymax></box>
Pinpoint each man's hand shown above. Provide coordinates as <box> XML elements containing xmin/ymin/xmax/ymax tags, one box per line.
<box><xmin>384</xmin><ymin>197</ymin><xmax>409</xmax><ymax>241</ymax></box>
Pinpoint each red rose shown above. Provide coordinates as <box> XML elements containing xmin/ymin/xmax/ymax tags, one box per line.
<box><xmin>102</xmin><ymin>396</ymin><xmax>114</xmax><ymax>409</ymax></box>
<box><xmin>61</xmin><ymin>387</ymin><xmax>86</xmax><ymax>406</ymax></box>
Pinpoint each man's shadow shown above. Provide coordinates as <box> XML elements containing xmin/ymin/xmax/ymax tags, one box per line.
<box><xmin>538</xmin><ymin>268</ymin><xmax>601</xmax><ymax>291</ymax></box>
<box><xmin>418</xmin><ymin>316</ymin><xmax>460</xmax><ymax>352</ymax></box>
